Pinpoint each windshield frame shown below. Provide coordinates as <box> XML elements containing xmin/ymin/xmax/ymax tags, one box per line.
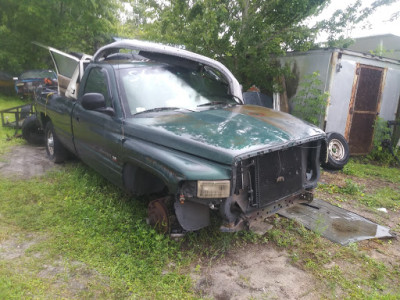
<box><xmin>115</xmin><ymin>63</ymin><xmax>240</xmax><ymax>117</ymax></box>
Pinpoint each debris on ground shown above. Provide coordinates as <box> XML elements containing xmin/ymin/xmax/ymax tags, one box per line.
<box><xmin>278</xmin><ymin>199</ymin><xmax>394</xmax><ymax>245</ymax></box>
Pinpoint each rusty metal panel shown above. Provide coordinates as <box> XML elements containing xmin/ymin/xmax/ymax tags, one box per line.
<box><xmin>348</xmin><ymin>113</ymin><xmax>378</xmax><ymax>154</ymax></box>
<box><xmin>279</xmin><ymin>198</ymin><xmax>394</xmax><ymax>245</ymax></box>
<box><xmin>353</xmin><ymin>67</ymin><xmax>383</xmax><ymax>111</ymax></box>
<box><xmin>346</xmin><ymin>64</ymin><xmax>385</xmax><ymax>155</ymax></box>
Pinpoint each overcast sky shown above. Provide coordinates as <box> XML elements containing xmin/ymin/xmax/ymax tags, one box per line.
<box><xmin>315</xmin><ymin>0</ymin><xmax>400</xmax><ymax>39</ymax></box>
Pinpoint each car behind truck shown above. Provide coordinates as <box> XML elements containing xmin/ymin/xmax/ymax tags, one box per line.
<box><xmin>32</xmin><ymin>40</ymin><xmax>326</xmax><ymax>233</ymax></box>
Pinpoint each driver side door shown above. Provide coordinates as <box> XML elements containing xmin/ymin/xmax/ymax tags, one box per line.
<box><xmin>72</xmin><ymin>66</ymin><xmax>124</xmax><ymax>186</ymax></box>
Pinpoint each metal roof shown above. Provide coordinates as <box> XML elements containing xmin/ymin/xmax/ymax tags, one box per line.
<box><xmin>94</xmin><ymin>39</ymin><xmax>243</xmax><ymax>101</ymax></box>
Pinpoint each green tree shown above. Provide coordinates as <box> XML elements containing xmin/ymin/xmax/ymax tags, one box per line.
<box><xmin>139</xmin><ymin>0</ymin><xmax>328</xmax><ymax>92</ymax></box>
<box><xmin>0</xmin><ymin>0</ymin><xmax>120</xmax><ymax>75</ymax></box>
<box><xmin>317</xmin><ymin>0</ymin><xmax>398</xmax><ymax>48</ymax></box>
<box><xmin>133</xmin><ymin>0</ymin><xmax>395</xmax><ymax>93</ymax></box>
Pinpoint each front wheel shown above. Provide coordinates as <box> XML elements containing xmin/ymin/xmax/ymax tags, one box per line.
<box><xmin>45</xmin><ymin>121</ymin><xmax>67</xmax><ymax>163</ymax></box>
<box><xmin>321</xmin><ymin>132</ymin><xmax>350</xmax><ymax>170</ymax></box>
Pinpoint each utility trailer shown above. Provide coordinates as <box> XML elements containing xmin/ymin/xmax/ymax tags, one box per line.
<box><xmin>0</xmin><ymin>104</ymin><xmax>33</xmax><ymax>130</ymax></box>
<box><xmin>277</xmin><ymin>48</ymin><xmax>400</xmax><ymax>155</ymax></box>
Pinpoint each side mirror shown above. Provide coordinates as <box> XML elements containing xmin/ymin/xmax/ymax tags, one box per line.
<box><xmin>81</xmin><ymin>93</ymin><xmax>106</xmax><ymax>110</ymax></box>
<box><xmin>81</xmin><ymin>93</ymin><xmax>115</xmax><ymax>116</ymax></box>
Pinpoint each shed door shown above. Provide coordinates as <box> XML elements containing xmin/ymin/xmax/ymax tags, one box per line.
<box><xmin>346</xmin><ymin>64</ymin><xmax>384</xmax><ymax>155</ymax></box>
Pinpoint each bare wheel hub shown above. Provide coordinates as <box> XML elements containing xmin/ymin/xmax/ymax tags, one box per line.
<box><xmin>148</xmin><ymin>198</ymin><xmax>170</xmax><ymax>234</ymax></box>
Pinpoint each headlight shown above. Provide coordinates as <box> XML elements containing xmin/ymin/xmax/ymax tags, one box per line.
<box><xmin>197</xmin><ymin>180</ymin><xmax>230</xmax><ymax>198</ymax></box>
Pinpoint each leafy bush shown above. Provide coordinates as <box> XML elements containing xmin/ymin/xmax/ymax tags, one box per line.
<box><xmin>291</xmin><ymin>71</ymin><xmax>329</xmax><ymax>127</ymax></box>
<box><xmin>367</xmin><ymin>117</ymin><xmax>400</xmax><ymax>166</ymax></box>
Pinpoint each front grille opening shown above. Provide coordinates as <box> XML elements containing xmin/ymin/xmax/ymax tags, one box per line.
<box><xmin>303</xmin><ymin>140</ymin><xmax>320</xmax><ymax>185</ymax></box>
<box><xmin>251</xmin><ymin>147</ymin><xmax>304</xmax><ymax>208</ymax></box>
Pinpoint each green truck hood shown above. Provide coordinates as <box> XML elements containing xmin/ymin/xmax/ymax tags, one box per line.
<box><xmin>124</xmin><ymin>105</ymin><xmax>325</xmax><ymax>165</ymax></box>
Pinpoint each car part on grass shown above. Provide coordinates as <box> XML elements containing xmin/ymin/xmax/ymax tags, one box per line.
<box><xmin>21</xmin><ymin>115</ymin><xmax>44</xmax><ymax>145</ymax></box>
<box><xmin>239</xmin><ymin>191</ymin><xmax>313</xmax><ymax>233</ymax></box>
<box><xmin>278</xmin><ymin>198</ymin><xmax>394</xmax><ymax>245</ymax></box>
<box><xmin>148</xmin><ymin>197</ymin><xmax>171</xmax><ymax>234</ymax></box>
<box><xmin>321</xmin><ymin>132</ymin><xmax>350</xmax><ymax>170</ymax></box>
<box><xmin>175</xmin><ymin>200</ymin><xmax>211</xmax><ymax>231</ymax></box>
<box><xmin>147</xmin><ymin>197</ymin><xmax>185</xmax><ymax>234</ymax></box>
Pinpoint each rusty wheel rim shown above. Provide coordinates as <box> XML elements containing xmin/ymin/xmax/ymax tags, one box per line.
<box><xmin>148</xmin><ymin>199</ymin><xmax>170</xmax><ymax>234</ymax></box>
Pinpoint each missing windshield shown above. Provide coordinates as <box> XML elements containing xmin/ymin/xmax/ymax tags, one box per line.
<box><xmin>118</xmin><ymin>64</ymin><xmax>237</xmax><ymax>116</ymax></box>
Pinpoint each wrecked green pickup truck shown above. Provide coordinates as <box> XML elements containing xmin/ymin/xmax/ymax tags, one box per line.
<box><xmin>32</xmin><ymin>40</ymin><xmax>325</xmax><ymax>233</ymax></box>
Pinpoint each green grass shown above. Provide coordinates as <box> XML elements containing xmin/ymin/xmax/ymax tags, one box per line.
<box><xmin>360</xmin><ymin>187</ymin><xmax>400</xmax><ymax>210</ymax></box>
<box><xmin>343</xmin><ymin>159</ymin><xmax>400</xmax><ymax>184</ymax></box>
<box><xmin>0</xmin><ymin>95</ymin><xmax>399</xmax><ymax>298</ymax></box>
<box><xmin>0</xmin><ymin>165</ymin><xmax>194</xmax><ymax>299</ymax></box>
<box><xmin>264</xmin><ymin>217</ymin><xmax>399</xmax><ymax>299</ymax></box>
<box><xmin>318</xmin><ymin>179</ymin><xmax>364</xmax><ymax>196</ymax></box>
<box><xmin>319</xmin><ymin>159</ymin><xmax>400</xmax><ymax>210</ymax></box>
<box><xmin>0</xmin><ymin>95</ymin><xmax>26</xmax><ymax>110</ymax></box>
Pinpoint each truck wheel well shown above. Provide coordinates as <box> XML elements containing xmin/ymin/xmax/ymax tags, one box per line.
<box><xmin>122</xmin><ymin>164</ymin><xmax>167</xmax><ymax>196</ymax></box>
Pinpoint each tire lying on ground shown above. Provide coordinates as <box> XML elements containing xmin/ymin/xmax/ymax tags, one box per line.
<box><xmin>21</xmin><ymin>115</ymin><xmax>45</xmax><ymax>145</ymax></box>
<box><xmin>321</xmin><ymin>132</ymin><xmax>350</xmax><ymax>170</ymax></box>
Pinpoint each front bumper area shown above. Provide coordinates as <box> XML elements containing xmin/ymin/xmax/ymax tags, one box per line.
<box><xmin>219</xmin><ymin>190</ymin><xmax>313</xmax><ymax>232</ymax></box>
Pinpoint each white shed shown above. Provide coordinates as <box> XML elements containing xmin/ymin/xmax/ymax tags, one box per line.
<box><xmin>277</xmin><ymin>48</ymin><xmax>400</xmax><ymax>155</ymax></box>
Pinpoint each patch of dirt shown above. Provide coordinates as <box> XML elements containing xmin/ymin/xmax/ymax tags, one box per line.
<box><xmin>318</xmin><ymin>170</ymin><xmax>400</xmax><ymax>229</ymax></box>
<box><xmin>0</xmin><ymin>144</ymin><xmax>59</xmax><ymax>179</ymax></box>
<box><xmin>192</xmin><ymin>169</ymin><xmax>400</xmax><ymax>299</ymax></box>
<box><xmin>38</xmin><ymin>259</ymin><xmax>110</xmax><ymax>296</ymax></box>
<box><xmin>359</xmin><ymin>238</ymin><xmax>400</xmax><ymax>267</ymax></box>
<box><xmin>0</xmin><ymin>233</ymin><xmax>45</xmax><ymax>260</ymax></box>
<box><xmin>0</xmin><ymin>232</ymin><xmax>110</xmax><ymax>298</ymax></box>
<box><xmin>191</xmin><ymin>244</ymin><xmax>321</xmax><ymax>300</ymax></box>
<box><xmin>317</xmin><ymin>170</ymin><xmax>400</xmax><ymax>292</ymax></box>
<box><xmin>0</xmin><ymin>145</ymin><xmax>110</xmax><ymax>297</ymax></box>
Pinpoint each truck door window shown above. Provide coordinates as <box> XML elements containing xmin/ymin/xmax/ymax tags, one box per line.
<box><xmin>84</xmin><ymin>68</ymin><xmax>112</xmax><ymax>107</ymax></box>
